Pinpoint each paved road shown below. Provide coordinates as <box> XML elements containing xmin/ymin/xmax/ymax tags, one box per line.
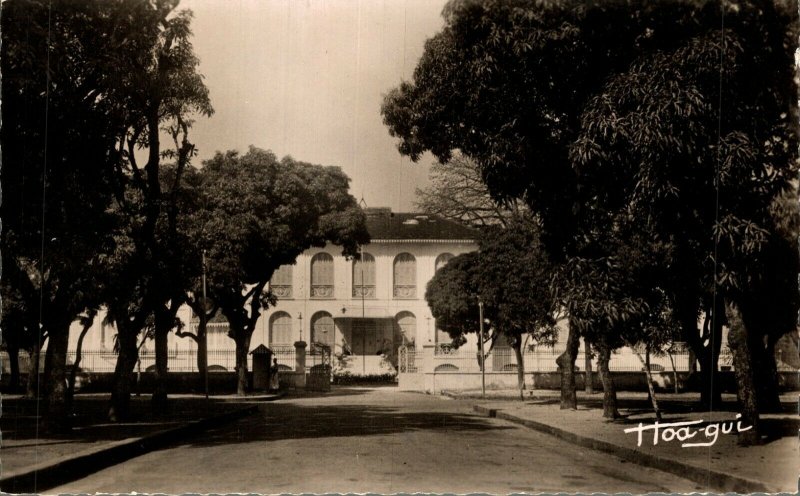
<box><xmin>50</xmin><ymin>387</ymin><xmax>703</xmax><ymax>494</ymax></box>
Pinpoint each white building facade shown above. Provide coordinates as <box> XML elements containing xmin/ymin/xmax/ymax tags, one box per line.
<box><xmin>248</xmin><ymin>207</ymin><xmax>478</xmax><ymax>375</ymax></box>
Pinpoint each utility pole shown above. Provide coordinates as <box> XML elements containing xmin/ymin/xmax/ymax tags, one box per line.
<box><xmin>361</xmin><ymin>245</ymin><xmax>366</xmax><ymax>375</ymax></box>
<box><xmin>478</xmin><ymin>299</ymin><xmax>486</xmax><ymax>399</ymax></box>
<box><xmin>202</xmin><ymin>249</ymin><xmax>209</xmax><ymax>399</ymax></box>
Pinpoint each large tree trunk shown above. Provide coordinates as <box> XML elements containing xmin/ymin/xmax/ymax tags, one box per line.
<box><xmin>152</xmin><ymin>327</ymin><xmax>170</xmax><ymax>413</ymax></box>
<box><xmin>109</xmin><ymin>324</ymin><xmax>139</xmax><ymax>422</ymax></box>
<box><xmin>754</xmin><ymin>335</ymin><xmax>782</xmax><ymax>413</ymax></box>
<box><xmin>152</xmin><ymin>300</ymin><xmax>182</xmax><ymax>413</ymax></box>
<box><xmin>26</xmin><ymin>342</ymin><xmax>42</xmax><ymax>398</ymax></box>
<box><xmin>67</xmin><ymin>315</ymin><xmax>95</xmax><ymax>410</ymax></box>
<box><xmin>512</xmin><ymin>335</ymin><xmax>525</xmax><ymax>401</ymax></box>
<box><xmin>555</xmin><ymin>323</ymin><xmax>580</xmax><ymax>410</ymax></box>
<box><xmin>702</xmin><ymin>302</ymin><xmax>724</xmax><ymax>408</ymax></box>
<box><xmin>7</xmin><ymin>342</ymin><xmax>21</xmax><ymax>392</ymax></box>
<box><xmin>235</xmin><ymin>333</ymin><xmax>252</xmax><ymax>396</ymax></box>
<box><xmin>667</xmin><ymin>351</ymin><xmax>679</xmax><ymax>394</ymax></box>
<box><xmin>197</xmin><ymin>320</ymin><xmax>208</xmax><ymax>392</ymax></box>
<box><xmin>177</xmin><ymin>301</ymin><xmax>211</xmax><ymax>393</ymax></box>
<box><xmin>678</xmin><ymin>297</ymin><xmax>722</xmax><ymax>408</ymax></box>
<box><xmin>596</xmin><ymin>341</ymin><xmax>619</xmax><ymax>419</ymax></box>
<box><xmin>45</xmin><ymin>326</ymin><xmax>71</xmax><ymax>433</ymax></box>
<box><xmin>726</xmin><ymin>301</ymin><xmax>760</xmax><ymax>446</ymax></box>
<box><xmin>584</xmin><ymin>338</ymin><xmax>594</xmax><ymax>394</ymax></box>
<box><xmin>632</xmin><ymin>344</ymin><xmax>661</xmax><ymax>421</ymax></box>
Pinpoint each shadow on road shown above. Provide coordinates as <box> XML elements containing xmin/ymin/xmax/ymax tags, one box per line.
<box><xmin>1</xmin><ymin>395</ymin><xmax>245</xmax><ymax>443</ymax></box>
<box><xmin>179</xmin><ymin>401</ymin><xmax>514</xmax><ymax>446</ymax></box>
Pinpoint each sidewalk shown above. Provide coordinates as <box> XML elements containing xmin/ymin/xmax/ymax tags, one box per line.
<box><xmin>1</xmin><ymin>392</ymin><xmax>279</xmax><ymax>493</ymax></box>
<box><xmin>450</xmin><ymin>388</ymin><xmax>798</xmax><ymax>493</ymax></box>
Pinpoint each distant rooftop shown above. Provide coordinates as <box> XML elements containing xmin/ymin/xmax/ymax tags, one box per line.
<box><xmin>364</xmin><ymin>207</ymin><xmax>478</xmax><ymax>242</ymax></box>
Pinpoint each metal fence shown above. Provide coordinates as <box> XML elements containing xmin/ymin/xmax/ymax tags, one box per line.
<box><xmin>271</xmin><ymin>345</ymin><xmax>296</xmax><ymax>371</ymax></box>
<box><xmin>0</xmin><ymin>347</ymin><xmax>300</xmax><ymax>374</ymax></box>
<box><xmin>402</xmin><ymin>344</ymin><xmax>737</xmax><ymax>374</ymax></box>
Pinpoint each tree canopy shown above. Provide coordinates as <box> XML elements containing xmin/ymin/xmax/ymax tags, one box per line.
<box><xmin>426</xmin><ymin>218</ymin><xmax>558</xmax><ymax>393</ymax></box>
<box><xmin>188</xmin><ymin>147</ymin><xmax>370</xmax><ymax>394</ymax></box>
<box><xmin>384</xmin><ymin>0</ymin><xmax>799</xmax><ymax>435</ymax></box>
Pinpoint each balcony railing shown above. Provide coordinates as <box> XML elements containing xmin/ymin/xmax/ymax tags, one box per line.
<box><xmin>310</xmin><ymin>285</ymin><xmax>334</xmax><ymax>298</ymax></box>
<box><xmin>393</xmin><ymin>285</ymin><xmax>416</xmax><ymax>298</ymax></box>
<box><xmin>352</xmin><ymin>285</ymin><xmax>376</xmax><ymax>298</ymax></box>
<box><xmin>271</xmin><ymin>284</ymin><xmax>292</xmax><ymax>298</ymax></box>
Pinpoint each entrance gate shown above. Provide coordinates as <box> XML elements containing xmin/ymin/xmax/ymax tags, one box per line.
<box><xmin>307</xmin><ymin>343</ymin><xmax>332</xmax><ymax>391</ymax></box>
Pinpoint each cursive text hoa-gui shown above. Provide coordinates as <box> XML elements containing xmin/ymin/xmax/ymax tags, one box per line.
<box><xmin>623</xmin><ymin>414</ymin><xmax>752</xmax><ymax>448</ymax></box>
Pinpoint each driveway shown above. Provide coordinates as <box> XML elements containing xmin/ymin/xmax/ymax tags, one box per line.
<box><xmin>50</xmin><ymin>386</ymin><xmax>703</xmax><ymax>494</ymax></box>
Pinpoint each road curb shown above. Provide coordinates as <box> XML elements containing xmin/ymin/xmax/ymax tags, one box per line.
<box><xmin>1</xmin><ymin>404</ymin><xmax>258</xmax><ymax>493</ymax></box>
<box><xmin>473</xmin><ymin>405</ymin><xmax>773</xmax><ymax>493</ymax></box>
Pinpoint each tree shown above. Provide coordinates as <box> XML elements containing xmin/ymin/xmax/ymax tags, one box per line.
<box><xmin>383</xmin><ymin>0</ymin><xmax>666</xmax><ymax>408</ymax></box>
<box><xmin>0</xmin><ymin>259</ymin><xmax>40</xmax><ymax>393</ymax></box>
<box><xmin>383</xmin><ymin>0</ymin><xmax>799</xmax><ymax>431</ymax></box>
<box><xmin>426</xmin><ymin>252</ymin><xmax>483</xmax><ymax>350</ymax></box>
<box><xmin>477</xmin><ymin>219</ymin><xmax>558</xmax><ymax>398</ymax></box>
<box><xmin>416</xmin><ymin>153</ymin><xmax>526</xmax><ymax>227</ymax></box>
<box><xmin>190</xmin><ymin>147</ymin><xmax>369</xmax><ymax>395</ymax></box>
<box><xmin>97</xmin><ymin>0</ymin><xmax>212</xmax><ymax>417</ymax></box>
<box><xmin>426</xmin><ymin>218</ymin><xmax>558</xmax><ymax>398</ymax></box>
<box><xmin>2</xmin><ymin>0</ymin><xmax>125</xmax><ymax>430</ymax></box>
<box><xmin>571</xmin><ymin>0</ymin><xmax>798</xmax><ymax>440</ymax></box>
<box><xmin>2</xmin><ymin>0</ymin><xmax>212</xmax><ymax>423</ymax></box>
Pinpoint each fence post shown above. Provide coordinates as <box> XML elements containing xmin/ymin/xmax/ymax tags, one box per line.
<box><xmin>421</xmin><ymin>345</ymin><xmax>435</xmax><ymax>393</ymax></box>
<box><xmin>295</xmin><ymin>341</ymin><xmax>307</xmax><ymax>388</ymax></box>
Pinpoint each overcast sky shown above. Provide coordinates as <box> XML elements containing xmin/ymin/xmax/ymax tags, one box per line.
<box><xmin>180</xmin><ymin>0</ymin><xmax>449</xmax><ymax>211</ymax></box>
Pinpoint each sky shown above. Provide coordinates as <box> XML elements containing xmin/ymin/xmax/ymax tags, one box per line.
<box><xmin>179</xmin><ymin>0</ymin><xmax>449</xmax><ymax>212</ymax></box>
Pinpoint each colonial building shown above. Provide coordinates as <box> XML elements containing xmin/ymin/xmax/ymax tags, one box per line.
<box><xmin>248</xmin><ymin>207</ymin><xmax>478</xmax><ymax>375</ymax></box>
<box><xmin>55</xmin><ymin>207</ymin><xmax>477</xmax><ymax>377</ymax></box>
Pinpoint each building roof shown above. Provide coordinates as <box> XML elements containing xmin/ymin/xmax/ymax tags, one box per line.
<box><xmin>364</xmin><ymin>208</ymin><xmax>478</xmax><ymax>242</ymax></box>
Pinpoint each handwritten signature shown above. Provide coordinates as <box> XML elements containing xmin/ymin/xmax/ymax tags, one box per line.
<box><xmin>623</xmin><ymin>414</ymin><xmax>752</xmax><ymax>448</ymax></box>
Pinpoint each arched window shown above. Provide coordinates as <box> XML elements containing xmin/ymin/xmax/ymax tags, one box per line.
<box><xmin>396</xmin><ymin>311</ymin><xmax>417</xmax><ymax>346</ymax></box>
<box><xmin>435</xmin><ymin>253</ymin><xmax>454</xmax><ymax>271</ymax></box>
<box><xmin>310</xmin><ymin>253</ymin><xmax>334</xmax><ymax>298</ymax></box>
<box><xmin>352</xmin><ymin>253</ymin><xmax>376</xmax><ymax>298</ymax></box>
<box><xmin>270</xmin><ymin>265</ymin><xmax>293</xmax><ymax>298</ymax></box>
<box><xmin>311</xmin><ymin>311</ymin><xmax>335</xmax><ymax>348</ymax></box>
<box><xmin>269</xmin><ymin>311</ymin><xmax>293</xmax><ymax>345</ymax></box>
<box><xmin>393</xmin><ymin>253</ymin><xmax>417</xmax><ymax>298</ymax></box>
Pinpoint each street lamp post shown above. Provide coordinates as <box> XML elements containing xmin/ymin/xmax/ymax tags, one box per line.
<box><xmin>478</xmin><ymin>299</ymin><xmax>486</xmax><ymax>399</ymax></box>
<box><xmin>202</xmin><ymin>249</ymin><xmax>209</xmax><ymax>399</ymax></box>
<box><xmin>298</xmin><ymin>313</ymin><xmax>303</xmax><ymax>342</ymax></box>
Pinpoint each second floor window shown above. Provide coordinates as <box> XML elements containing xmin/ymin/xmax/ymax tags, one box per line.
<box><xmin>352</xmin><ymin>252</ymin><xmax>376</xmax><ymax>298</ymax></box>
<box><xmin>270</xmin><ymin>265</ymin><xmax>293</xmax><ymax>298</ymax></box>
<box><xmin>393</xmin><ymin>253</ymin><xmax>417</xmax><ymax>298</ymax></box>
<box><xmin>310</xmin><ymin>252</ymin><xmax>334</xmax><ymax>298</ymax></box>
<box><xmin>435</xmin><ymin>253</ymin><xmax>454</xmax><ymax>271</ymax></box>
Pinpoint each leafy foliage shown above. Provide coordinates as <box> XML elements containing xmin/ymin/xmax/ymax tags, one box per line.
<box><xmin>426</xmin><ymin>218</ymin><xmax>557</xmax><ymax>347</ymax></box>
<box><xmin>385</xmin><ymin>0</ymin><xmax>798</xmax><ymax>421</ymax></box>
<box><xmin>187</xmin><ymin>147</ymin><xmax>369</xmax><ymax>394</ymax></box>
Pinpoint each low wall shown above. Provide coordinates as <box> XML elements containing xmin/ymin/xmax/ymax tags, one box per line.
<box><xmin>2</xmin><ymin>370</ymin><xmax>317</xmax><ymax>395</ymax></box>
<box><xmin>411</xmin><ymin>370</ymin><xmax>800</xmax><ymax>394</ymax></box>
<box><xmin>74</xmin><ymin>372</ymin><xmax>242</xmax><ymax>394</ymax></box>
<box><xmin>398</xmin><ymin>373</ymin><xmax>424</xmax><ymax>391</ymax></box>
<box><xmin>306</xmin><ymin>372</ymin><xmax>331</xmax><ymax>391</ymax></box>
<box><xmin>427</xmin><ymin>372</ymin><xmax>521</xmax><ymax>394</ymax></box>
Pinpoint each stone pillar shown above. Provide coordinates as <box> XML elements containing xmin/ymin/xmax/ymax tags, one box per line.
<box><xmin>421</xmin><ymin>344</ymin><xmax>436</xmax><ymax>394</ymax></box>
<box><xmin>295</xmin><ymin>341</ymin><xmax>307</xmax><ymax>388</ymax></box>
<box><xmin>295</xmin><ymin>341</ymin><xmax>307</xmax><ymax>373</ymax></box>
